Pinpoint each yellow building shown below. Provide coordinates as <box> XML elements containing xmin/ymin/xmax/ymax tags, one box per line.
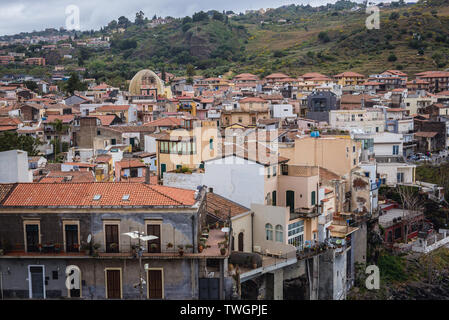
<box><xmin>156</xmin><ymin>120</ymin><xmax>219</xmax><ymax>178</ymax></box>
<box><xmin>333</xmin><ymin>71</ymin><xmax>365</xmax><ymax>86</ymax></box>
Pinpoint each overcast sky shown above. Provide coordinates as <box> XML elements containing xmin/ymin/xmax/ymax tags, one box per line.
<box><xmin>0</xmin><ymin>0</ymin><xmax>386</xmax><ymax>36</ymax></box>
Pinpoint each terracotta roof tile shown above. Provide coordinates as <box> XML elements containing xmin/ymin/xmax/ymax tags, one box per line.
<box><xmin>1</xmin><ymin>182</ymin><xmax>196</xmax><ymax>207</ymax></box>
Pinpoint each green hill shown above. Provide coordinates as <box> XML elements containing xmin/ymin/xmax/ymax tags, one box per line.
<box><xmin>1</xmin><ymin>0</ymin><xmax>449</xmax><ymax>85</ymax></box>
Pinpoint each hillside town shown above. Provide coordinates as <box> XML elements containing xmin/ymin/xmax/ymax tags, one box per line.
<box><xmin>0</xmin><ymin>64</ymin><xmax>448</xmax><ymax>300</ymax></box>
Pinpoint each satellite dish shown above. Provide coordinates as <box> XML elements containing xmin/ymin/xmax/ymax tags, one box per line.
<box><xmin>221</xmin><ymin>227</ymin><xmax>230</xmax><ymax>233</ymax></box>
<box><xmin>87</xmin><ymin>234</ymin><xmax>92</xmax><ymax>243</ymax></box>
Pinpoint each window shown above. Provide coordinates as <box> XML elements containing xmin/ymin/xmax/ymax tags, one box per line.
<box><xmin>275</xmin><ymin>225</ymin><xmax>283</xmax><ymax>242</ymax></box>
<box><xmin>273</xmin><ymin>165</ymin><xmax>277</xmax><ymax>177</ymax></box>
<box><xmin>64</xmin><ymin>221</ymin><xmax>79</xmax><ymax>252</ymax></box>
<box><xmin>104</xmin><ymin>223</ymin><xmax>119</xmax><ymax>253</ymax></box>
<box><xmin>267</xmin><ymin>167</ymin><xmax>270</xmax><ymax>178</ymax></box>
<box><xmin>147</xmin><ymin>223</ymin><xmax>161</xmax><ymax>253</ymax></box>
<box><xmin>272</xmin><ymin>191</ymin><xmax>276</xmax><ymax>206</ymax></box>
<box><xmin>209</xmin><ymin>138</ymin><xmax>213</xmax><ymax>150</ymax></box>
<box><xmin>97</xmin><ymin>130</ymin><xmax>101</xmax><ymax>136</ymax></box>
<box><xmin>288</xmin><ymin>221</ymin><xmax>304</xmax><ymax>250</ymax></box>
<box><xmin>311</xmin><ymin>191</ymin><xmax>316</xmax><ymax>206</ymax></box>
<box><xmin>394</xmin><ymin>227</ymin><xmax>402</xmax><ymax>240</ymax></box>
<box><xmin>397</xmin><ymin>172</ymin><xmax>404</xmax><ymax>183</ymax></box>
<box><xmin>265</xmin><ymin>223</ymin><xmax>273</xmax><ymax>241</ymax></box>
<box><xmin>24</xmin><ymin>221</ymin><xmax>40</xmax><ymax>252</ymax></box>
<box><xmin>238</xmin><ymin>117</ymin><xmax>242</xmax><ymax>123</ymax></box>
<box><xmin>393</xmin><ymin>145</ymin><xmax>399</xmax><ymax>155</ymax></box>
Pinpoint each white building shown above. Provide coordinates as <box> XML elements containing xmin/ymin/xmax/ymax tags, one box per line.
<box><xmin>0</xmin><ymin>150</ymin><xmax>33</xmax><ymax>183</ymax></box>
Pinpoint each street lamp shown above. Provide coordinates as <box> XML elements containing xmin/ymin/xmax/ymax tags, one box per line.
<box><xmin>123</xmin><ymin>231</ymin><xmax>158</xmax><ymax>300</ymax></box>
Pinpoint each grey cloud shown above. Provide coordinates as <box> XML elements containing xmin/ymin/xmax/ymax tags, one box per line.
<box><xmin>0</xmin><ymin>0</ymin><xmax>369</xmax><ymax>35</ymax></box>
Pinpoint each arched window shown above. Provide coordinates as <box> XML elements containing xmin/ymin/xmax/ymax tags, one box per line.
<box><xmin>275</xmin><ymin>225</ymin><xmax>283</xmax><ymax>242</ymax></box>
<box><xmin>265</xmin><ymin>223</ymin><xmax>273</xmax><ymax>241</ymax></box>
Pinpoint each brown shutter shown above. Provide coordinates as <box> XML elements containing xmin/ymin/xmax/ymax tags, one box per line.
<box><xmin>148</xmin><ymin>270</ymin><xmax>162</xmax><ymax>299</ymax></box>
<box><xmin>107</xmin><ymin>270</ymin><xmax>121</xmax><ymax>299</ymax></box>
<box><xmin>105</xmin><ymin>225</ymin><xmax>119</xmax><ymax>253</ymax></box>
<box><xmin>147</xmin><ymin>224</ymin><xmax>161</xmax><ymax>253</ymax></box>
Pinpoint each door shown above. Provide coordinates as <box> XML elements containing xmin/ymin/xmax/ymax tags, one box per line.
<box><xmin>29</xmin><ymin>266</ymin><xmax>45</xmax><ymax>299</ymax></box>
<box><xmin>106</xmin><ymin>270</ymin><xmax>121</xmax><ymax>299</ymax></box>
<box><xmin>147</xmin><ymin>224</ymin><xmax>161</xmax><ymax>253</ymax></box>
<box><xmin>238</xmin><ymin>232</ymin><xmax>244</xmax><ymax>252</ymax></box>
<box><xmin>26</xmin><ymin>224</ymin><xmax>39</xmax><ymax>252</ymax></box>
<box><xmin>272</xmin><ymin>191</ymin><xmax>277</xmax><ymax>206</ymax></box>
<box><xmin>286</xmin><ymin>190</ymin><xmax>295</xmax><ymax>213</ymax></box>
<box><xmin>65</xmin><ymin>224</ymin><xmax>79</xmax><ymax>252</ymax></box>
<box><xmin>148</xmin><ymin>270</ymin><xmax>163</xmax><ymax>299</ymax></box>
<box><xmin>105</xmin><ymin>224</ymin><xmax>119</xmax><ymax>253</ymax></box>
<box><xmin>160</xmin><ymin>163</ymin><xmax>166</xmax><ymax>178</ymax></box>
<box><xmin>199</xmin><ymin>278</ymin><xmax>219</xmax><ymax>300</ymax></box>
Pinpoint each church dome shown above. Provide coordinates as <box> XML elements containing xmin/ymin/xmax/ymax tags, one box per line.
<box><xmin>128</xmin><ymin>69</ymin><xmax>165</xmax><ymax>96</ymax></box>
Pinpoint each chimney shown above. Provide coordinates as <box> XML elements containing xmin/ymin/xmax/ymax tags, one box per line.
<box><xmin>145</xmin><ymin>166</ymin><xmax>150</xmax><ymax>184</ymax></box>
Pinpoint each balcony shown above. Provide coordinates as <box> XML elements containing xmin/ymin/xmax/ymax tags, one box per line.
<box><xmin>290</xmin><ymin>206</ymin><xmax>321</xmax><ymax>220</ymax></box>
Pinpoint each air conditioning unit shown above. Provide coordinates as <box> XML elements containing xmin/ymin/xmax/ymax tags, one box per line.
<box><xmin>253</xmin><ymin>246</ymin><xmax>261</xmax><ymax>253</ymax></box>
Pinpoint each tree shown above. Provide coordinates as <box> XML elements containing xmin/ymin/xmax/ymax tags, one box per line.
<box><xmin>0</xmin><ymin>131</ymin><xmax>42</xmax><ymax>156</ymax></box>
<box><xmin>135</xmin><ymin>11</ymin><xmax>145</xmax><ymax>26</ymax></box>
<box><xmin>389</xmin><ymin>12</ymin><xmax>400</xmax><ymax>20</ymax></box>
<box><xmin>186</xmin><ymin>64</ymin><xmax>195</xmax><ymax>84</ymax></box>
<box><xmin>50</xmin><ymin>119</ymin><xmax>69</xmax><ymax>162</ymax></box>
<box><xmin>65</xmin><ymin>73</ymin><xmax>87</xmax><ymax>95</ymax></box>
<box><xmin>318</xmin><ymin>31</ymin><xmax>330</xmax><ymax>43</ymax></box>
<box><xmin>396</xmin><ymin>185</ymin><xmax>424</xmax><ymax>244</ymax></box>
<box><xmin>388</xmin><ymin>53</ymin><xmax>397</xmax><ymax>62</ymax></box>
<box><xmin>24</xmin><ymin>80</ymin><xmax>38</xmax><ymax>92</ymax></box>
<box><xmin>161</xmin><ymin>65</ymin><xmax>166</xmax><ymax>82</ymax></box>
<box><xmin>118</xmin><ymin>16</ymin><xmax>131</xmax><ymax>29</ymax></box>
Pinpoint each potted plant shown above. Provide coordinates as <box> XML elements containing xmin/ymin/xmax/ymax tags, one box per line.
<box><xmin>198</xmin><ymin>243</ymin><xmax>204</xmax><ymax>253</ymax></box>
<box><xmin>185</xmin><ymin>244</ymin><xmax>193</xmax><ymax>252</ymax></box>
<box><xmin>150</xmin><ymin>243</ymin><xmax>158</xmax><ymax>252</ymax></box>
<box><xmin>251</xmin><ymin>256</ymin><xmax>258</xmax><ymax>269</ymax></box>
<box><xmin>81</xmin><ymin>242</ymin><xmax>90</xmax><ymax>255</ymax></box>
<box><xmin>166</xmin><ymin>242</ymin><xmax>173</xmax><ymax>250</ymax></box>
<box><xmin>220</xmin><ymin>247</ymin><xmax>226</xmax><ymax>255</ymax></box>
<box><xmin>178</xmin><ymin>245</ymin><xmax>184</xmax><ymax>256</ymax></box>
<box><xmin>92</xmin><ymin>243</ymin><xmax>100</xmax><ymax>257</ymax></box>
<box><xmin>54</xmin><ymin>243</ymin><xmax>61</xmax><ymax>253</ymax></box>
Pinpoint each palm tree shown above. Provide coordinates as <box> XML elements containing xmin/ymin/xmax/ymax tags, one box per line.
<box><xmin>50</xmin><ymin>119</ymin><xmax>69</xmax><ymax>162</ymax></box>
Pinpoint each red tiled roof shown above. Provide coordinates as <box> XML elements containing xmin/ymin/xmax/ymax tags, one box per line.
<box><xmin>0</xmin><ymin>183</ymin><xmax>196</xmax><ymax>207</ymax></box>
<box><xmin>144</xmin><ymin>117</ymin><xmax>183</xmax><ymax>127</ymax></box>
<box><xmin>96</xmin><ymin>105</ymin><xmax>130</xmax><ymax>112</ymax></box>
<box><xmin>265</xmin><ymin>73</ymin><xmax>290</xmax><ymax>79</ymax></box>
<box><xmin>115</xmin><ymin>159</ymin><xmax>146</xmax><ymax>168</ymax></box>
<box><xmin>93</xmin><ymin>115</ymin><xmax>118</xmax><ymax>126</ymax></box>
<box><xmin>239</xmin><ymin>97</ymin><xmax>266</xmax><ymax>103</ymax></box>
<box><xmin>334</xmin><ymin>71</ymin><xmax>365</xmax><ymax>78</ymax></box>
<box><xmin>43</xmin><ymin>114</ymin><xmax>74</xmax><ymax>123</ymax></box>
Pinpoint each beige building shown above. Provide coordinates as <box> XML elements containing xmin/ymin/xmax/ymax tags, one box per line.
<box><xmin>280</xmin><ymin>136</ymin><xmax>361</xmax><ymax>180</ymax></box>
<box><xmin>157</xmin><ymin>120</ymin><xmax>219</xmax><ymax>178</ymax></box>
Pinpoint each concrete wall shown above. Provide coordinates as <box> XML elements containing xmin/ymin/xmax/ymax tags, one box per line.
<box><xmin>163</xmin><ymin>172</ymin><xmax>204</xmax><ymax>191</ymax></box>
<box><xmin>231</xmin><ymin>212</ymin><xmax>252</xmax><ymax>253</ymax></box>
<box><xmin>0</xmin><ymin>257</ymin><xmax>200</xmax><ymax>299</ymax></box>
<box><xmin>251</xmin><ymin>204</ymin><xmax>296</xmax><ymax>256</ymax></box>
<box><xmin>203</xmin><ymin>156</ymin><xmax>265</xmax><ymax>209</ymax></box>
<box><xmin>0</xmin><ymin>150</ymin><xmax>32</xmax><ymax>183</ymax></box>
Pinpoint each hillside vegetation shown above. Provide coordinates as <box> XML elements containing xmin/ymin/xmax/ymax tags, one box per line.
<box><xmin>0</xmin><ymin>0</ymin><xmax>449</xmax><ymax>85</ymax></box>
